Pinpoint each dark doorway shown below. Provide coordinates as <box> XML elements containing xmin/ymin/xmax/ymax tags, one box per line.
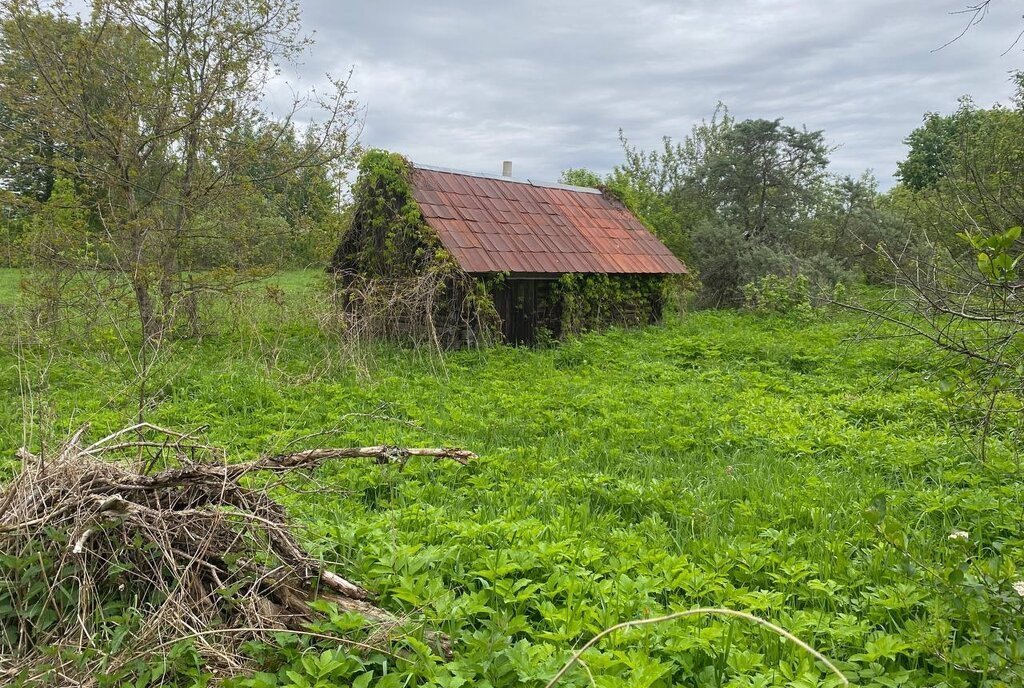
<box><xmin>494</xmin><ymin>279</ymin><xmax>537</xmax><ymax>345</ymax></box>
<box><xmin>491</xmin><ymin>278</ymin><xmax>566</xmax><ymax>345</ymax></box>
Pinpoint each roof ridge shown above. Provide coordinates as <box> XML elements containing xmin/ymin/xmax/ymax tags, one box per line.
<box><xmin>411</xmin><ymin>162</ymin><xmax>603</xmax><ymax>195</ymax></box>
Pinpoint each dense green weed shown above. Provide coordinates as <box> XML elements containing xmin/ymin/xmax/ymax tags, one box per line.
<box><xmin>1</xmin><ymin>270</ymin><xmax>1022</xmax><ymax>686</ymax></box>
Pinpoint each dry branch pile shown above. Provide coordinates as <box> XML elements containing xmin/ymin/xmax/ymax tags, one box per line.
<box><xmin>0</xmin><ymin>424</ymin><xmax>475</xmax><ymax>685</ymax></box>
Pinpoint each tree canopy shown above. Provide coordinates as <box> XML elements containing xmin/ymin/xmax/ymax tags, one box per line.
<box><xmin>580</xmin><ymin>106</ymin><xmax>878</xmax><ymax>306</ymax></box>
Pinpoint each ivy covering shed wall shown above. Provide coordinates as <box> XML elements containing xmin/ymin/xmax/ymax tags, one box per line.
<box><xmin>330</xmin><ymin>150</ymin><xmax>444</xmax><ymax>277</ymax></box>
<box><xmin>329</xmin><ymin>151</ymin><xmax>500</xmax><ymax>347</ymax></box>
<box><xmin>553</xmin><ymin>273</ymin><xmax>668</xmax><ymax>337</ymax></box>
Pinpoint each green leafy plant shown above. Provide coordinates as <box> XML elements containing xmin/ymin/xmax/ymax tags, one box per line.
<box><xmin>552</xmin><ymin>273</ymin><xmax>670</xmax><ymax>336</ymax></box>
<box><xmin>959</xmin><ymin>225</ymin><xmax>1023</xmax><ymax>282</ymax></box>
<box><xmin>3</xmin><ymin>273</ymin><xmax>1024</xmax><ymax>686</ymax></box>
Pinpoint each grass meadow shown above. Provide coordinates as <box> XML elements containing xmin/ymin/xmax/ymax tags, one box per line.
<box><xmin>1</xmin><ymin>269</ymin><xmax>1022</xmax><ymax>687</ymax></box>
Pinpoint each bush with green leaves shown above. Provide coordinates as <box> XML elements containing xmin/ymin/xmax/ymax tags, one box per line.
<box><xmin>741</xmin><ymin>274</ymin><xmax>849</xmax><ymax>314</ymax></box>
<box><xmin>742</xmin><ymin>274</ymin><xmax>812</xmax><ymax>313</ymax></box>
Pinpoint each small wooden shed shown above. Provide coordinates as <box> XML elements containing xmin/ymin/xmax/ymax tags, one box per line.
<box><xmin>330</xmin><ymin>152</ymin><xmax>688</xmax><ymax>346</ymax></box>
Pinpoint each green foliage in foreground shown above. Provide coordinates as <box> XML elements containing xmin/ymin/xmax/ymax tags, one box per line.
<box><xmin>2</xmin><ymin>271</ymin><xmax>1023</xmax><ymax>687</ymax></box>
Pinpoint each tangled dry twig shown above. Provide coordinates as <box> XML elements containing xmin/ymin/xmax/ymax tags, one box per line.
<box><xmin>327</xmin><ymin>269</ymin><xmax>501</xmax><ymax>352</ymax></box>
<box><xmin>0</xmin><ymin>424</ymin><xmax>474</xmax><ymax>685</ymax></box>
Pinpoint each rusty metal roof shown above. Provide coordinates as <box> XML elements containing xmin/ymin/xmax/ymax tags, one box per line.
<box><xmin>409</xmin><ymin>165</ymin><xmax>688</xmax><ymax>276</ymax></box>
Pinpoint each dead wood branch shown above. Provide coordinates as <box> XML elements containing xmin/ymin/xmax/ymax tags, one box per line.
<box><xmin>0</xmin><ymin>425</ymin><xmax>472</xmax><ymax>685</ymax></box>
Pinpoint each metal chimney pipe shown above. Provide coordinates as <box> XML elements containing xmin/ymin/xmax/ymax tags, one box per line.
<box><xmin>502</xmin><ymin>161</ymin><xmax>513</xmax><ymax>177</ymax></box>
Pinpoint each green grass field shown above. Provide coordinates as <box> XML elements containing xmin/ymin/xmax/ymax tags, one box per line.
<box><xmin>0</xmin><ymin>268</ymin><xmax>21</xmax><ymax>305</ymax></box>
<box><xmin>1</xmin><ymin>269</ymin><xmax>1021</xmax><ymax>687</ymax></box>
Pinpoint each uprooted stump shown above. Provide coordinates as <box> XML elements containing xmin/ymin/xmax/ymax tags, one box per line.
<box><xmin>0</xmin><ymin>423</ymin><xmax>476</xmax><ymax>685</ymax></box>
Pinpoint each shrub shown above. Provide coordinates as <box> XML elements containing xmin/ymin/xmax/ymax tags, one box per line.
<box><xmin>742</xmin><ymin>274</ymin><xmax>812</xmax><ymax>313</ymax></box>
<box><xmin>690</xmin><ymin>221</ymin><xmax>799</xmax><ymax>307</ymax></box>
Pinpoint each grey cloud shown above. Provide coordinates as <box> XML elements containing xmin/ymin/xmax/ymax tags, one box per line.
<box><xmin>277</xmin><ymin>0</ymin><xmax>1024</xmax><ymax>187</ymax></box>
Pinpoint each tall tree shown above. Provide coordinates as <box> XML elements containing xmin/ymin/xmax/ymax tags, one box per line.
<box><xmin>898</xmin><ymin>114</ymin><xmax>953</xmax><ymax>191</ymax></box>
<box><xmin>0</xmin><ymin>0</ymin><xmax>360</xmax><ymax>341</ymax></box>
<box><xmin>612</xmin><ymin>108</ymin><xmax>840</xmax><ymax>305</ymax></box>
<box><xmin>611</xmin><ymin>105</ymin><xmax>733</xmax><ymax>259</ymax></box>
<box><xmin>241</xmin><ymin>122</ymin><xmax>348</xmax><ymax>266</ymax></box>
<box><xmin>703</xmin><ymin>119</ymin><xmax>830</xmax><ymax>243</ymax></box>
<box><xmin>870</xmin><ymin>92</ymin><xmax>1024</xmax><ymax>457</ymax></box>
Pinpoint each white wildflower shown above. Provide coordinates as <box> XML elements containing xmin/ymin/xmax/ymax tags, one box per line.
<box><xmin>948</xmin><ymin>530</ymin><xmax>969</xmax><ymax>541</ymax></box>
<box><xmin>1013</xmin><ymin>581</ymin><xmax>1024</xmax><ymax>598</ymax></box>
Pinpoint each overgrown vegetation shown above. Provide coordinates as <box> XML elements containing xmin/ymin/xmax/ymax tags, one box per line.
<box><xmin>2</xmin><ymin>273</ymin><xmax>1023</xmax><ymax>686</ymax></box>
<box><xmin>564</xmin><ymin>106</ymin><xmax>893</xmax><ymax>308</ymax></box>
<box><xmin>329</xmin><ymin>150</ymin><xmax>500</xmax><ymax>348</ymax></box>
<box><xmin>2</xmin><ymin>1</ymin><xmax>1024</xmax><ymax>685</ymax></box>
<box><xmin>0</xmin><ymin>0</ymin><xmax>359</xmax><ymax>342</ymax></box>
<box><xmin>331</xmin><ymin>151</ymin><xmax>442</xmax><ymax>278</ymax></box>
<box><xmin>552</xmin><ymin>273</ymin><xmax>668</xmax><ymax>336</ymax></box>
<box><xmin>866</xmin><ymin>75</ymin><xmax>1024</xmax><ymax>458</ymax></box>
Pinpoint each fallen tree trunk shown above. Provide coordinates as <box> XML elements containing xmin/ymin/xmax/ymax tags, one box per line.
<box><xmin>0</xmin><ymin>424</ymin><xmax>474</xmax><ymax>685</ymax></box>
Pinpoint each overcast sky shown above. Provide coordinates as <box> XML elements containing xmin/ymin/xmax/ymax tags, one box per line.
<box><xmin>271</xmin><ymin>1</ymin><xmax>1023</xmax><ymax>188</ymax></box>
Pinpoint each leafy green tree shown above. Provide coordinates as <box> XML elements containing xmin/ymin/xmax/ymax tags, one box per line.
<box><xmin>800</xmin><ymin>172</ymin><xmax>903</xmax><ymax>283</ymax></box>
<box><xmin>239</xmin><ymin>122</ymin><xmax>349</xmax><ymax>266</ymax></box>
<box><xmin>610</xmin><ymin>105</ymin><xmax>733</xmax><ymax>261</ymax></box>
<box><xmin>0</xmin><ymin>104</ymin><xmax>55</xmax><ymax>204</ymax></box>
<box><xmin>558</xmin><ymin>168</ymin><xmax>603</xmax><ymax>188</ymax></box>
<box><xmin>0</xmin><ymin>10</ymin><xmax>69</xmax><ymax>207</ymax></box>
<box><xmin>613</xmin><ymin>106</ymin><xmax>844</xmax><ymax>305</ymax></box>
<box><xmin>876</xmin><ymin>91</ymin><xmax>1024</xmax><ymax>458</ymax></box>
<box><xmin>0</xmin><ymin>0</ymin><xmax>360</xmax><ymax>342</ymax></box>
<box><xmin>17</xmin><ymin>176</ymin><xmax>91</xmax><ymax>322</ymax></box>
<box><xmin>897</xmin><ymin>75</ymin><xmax>1024</xmax><ymax>192</ymax></box>
<box><xmin>897</xmin><ymin>108</ymin><xmax>969</xmax><ymax>191</ymax></box>
<box><xmin>704</xmin><ymin>118</ymin><xmax>830</xmax><ymax>243</ymax></box>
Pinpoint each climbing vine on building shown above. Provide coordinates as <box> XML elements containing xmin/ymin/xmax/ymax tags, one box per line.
<box><xmin>330</xmin><ymin>150</ymin><xmax>445</xmax><ymax>276</ymax></box>
<box><xmin>329</xmin><ymin>150</ymin><xmax>500</xmax><ymax>347</ymax></box>
<box><xmin>552</xmin><ymin>273</ymin><xmax>669</xmax><ymax>336</ymax></box>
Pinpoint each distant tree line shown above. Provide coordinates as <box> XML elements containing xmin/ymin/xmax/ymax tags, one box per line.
<box><xmin>561</xmin><ymin>75</ymin><xmax>1023</xmax><ymax>314</ymax></box>
<box><xmin>562</xmin><ymin>105</ymin><xmax>894</xmax><ymax>307</ymax></box>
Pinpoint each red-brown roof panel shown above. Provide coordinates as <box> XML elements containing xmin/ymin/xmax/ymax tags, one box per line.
<box><xmin>410</xmin><ymin>166</ymin><xmax>688</xmax><ymax>276</ymax></box>
<box><xmin>532</xmin><ymin>252</ymin><xmax>556</xmax><ymax>273</ymax></box>
<box><xmin>489</xmin><ymin>233</ymin><xmax>511</xmax><ymax>252</ymax></box>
